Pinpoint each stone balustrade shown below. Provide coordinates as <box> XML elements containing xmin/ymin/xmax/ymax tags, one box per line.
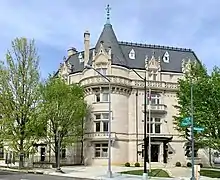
<box><xmin>79</xmin><ymin>75</ymin><xmax>178</xmax><ymax>91</ymax></box>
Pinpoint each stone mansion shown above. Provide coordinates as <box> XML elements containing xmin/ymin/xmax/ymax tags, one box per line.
<box><xmin>57</xmin><ymin>12</ymin><xmax>210</xmax><ymax>167</ymax></box>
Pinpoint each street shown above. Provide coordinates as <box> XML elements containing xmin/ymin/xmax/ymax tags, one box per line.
<box><xmin>0</xmin><ymin>170</ymin><xmax>90</xmax><ymax>180</ymax></box>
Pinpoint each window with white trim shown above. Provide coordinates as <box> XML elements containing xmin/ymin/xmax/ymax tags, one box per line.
<box><xmin>146</xmin><ymin>117</ymin><xmax>162</xmax><ymax>134</ymax></box>
<box><xmin>95</xmin><ymin>92</ymin><xmax>109</xmax><ymax>102</ymax></box>
<box><xmin>129</xmin><ymin>49</ymin><xmax>135</xmax><ymax>59</ymax></box>
<box><xmin>147</xmin><ymin>93</ymin><xmax>161</xmax><ymax>105</ymax></box>
<box><xmin>94</xmin><ymin>113</ymin><xmax>109</xmax><ymax>132</ymax></box>
<box><xmin>95</xmin><ymin>143</ymin><xmax>108</xmax><ymax>158</ymax></box>
<box><xmin>96</xmin><ymin>68</ymin><xmax>107</xmax><ymax>75</ymax></box>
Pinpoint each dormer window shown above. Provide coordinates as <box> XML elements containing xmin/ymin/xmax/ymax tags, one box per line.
<box><xmin>78</xmin><ymin>53</ymin><xmax>84</xmax><ymax>63</ymax></box>
<box><xmin>163</xmin><ymin>51</ymin><xmax>169</xmax><ymax>63</ymax></box>
<box><xmin>129</xmin><ymin>49</ymin><xmax>135</xmax><ymax>60</ymax></box>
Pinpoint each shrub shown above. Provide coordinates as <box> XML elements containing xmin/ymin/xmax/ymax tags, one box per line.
<box><xmin>125</xmin><ymin>162</ymin><xmax>130</xmax><ymax>167</ymax></box>
<box><xmin>175</xmin><ymin>162</ymin><xmax>181</xmax><ymax>167</ymax></box>
<box><xmin>134</xmin><ymin>162</ymin><xmax>140</xmax><ymax>167</ymax></box>
<box><xmin>187</xmin><ymin>162</ymin><xmax>192</xmax><ymax>167</ymax></box>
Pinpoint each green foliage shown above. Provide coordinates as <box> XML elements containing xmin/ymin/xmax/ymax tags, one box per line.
<box><xmin>174</xmin><ymin>61</ymin><xmax>220</xmax><ymax>151</ymax></box>
<box><xmin>39</xmin><ymin>76</ymin><xmax>88</xmax><ymax>154</ymax></box>
<box><xmin>0</xmin><ymin>38</ymin><xmax>43</xmax><ymax>167</ymax></box>
<box><xmin>124</xmin><ymin>162</ymin><xmax>130</xmax><ymax>167</ymax></box>
<box><xmin>134</xmin><ymin>162</ymin><xmax>140</xmax><ymax>167</ymax></box>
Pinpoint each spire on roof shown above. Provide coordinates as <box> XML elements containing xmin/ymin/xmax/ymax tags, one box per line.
<box><xmin>105</xmin><ymin>4</ymin><xmax>111</xmax><ymax>24</ymax></box>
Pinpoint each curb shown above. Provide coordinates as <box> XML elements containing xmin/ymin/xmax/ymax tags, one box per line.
<box><xmin>0</xmin><ymin>167</ymin><xmax>48</xmax><ymax>175</ymax></box>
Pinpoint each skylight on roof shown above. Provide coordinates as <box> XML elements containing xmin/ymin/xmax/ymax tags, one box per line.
<box><xmin>129</xmin><ymin>49</ymin><xmax>135</xmax><ymax>60</ymax></box>
<box><xmin>163</xmin><ymin>51</ymin><xmax>169</xmax><ymax>63</ymax></box>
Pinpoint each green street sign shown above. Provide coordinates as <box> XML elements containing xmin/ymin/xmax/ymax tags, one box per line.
<box><xmin>181</xmin><ymin>117</ymin><xmax>191</xmax><ymax>127</ymax></box>
<box><xmin>194</xmin><ymin>127</ymin><xmax>205</xmax><ymax>133</ymax></box>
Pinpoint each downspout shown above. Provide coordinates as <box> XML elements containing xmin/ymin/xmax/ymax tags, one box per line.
<box><xmin>136</xmin><ymin>89</ymin><xmax>139</xmax><ymax>162</ymax></box>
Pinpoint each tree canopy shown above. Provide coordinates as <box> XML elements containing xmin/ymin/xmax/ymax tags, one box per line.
<box><xmin>39</xmin><ymin>76</ymin><xmax>88</xmax><ymax>167</ymax></box>
<box><xmin>0</xmin><ymin>38</ymin><xmax>43</xmax><ymax>168</ymax></box>
<box><xmin>174</xmin><ymin>62</ymin><xmax>220</xmax><ymax>151</ymax></box>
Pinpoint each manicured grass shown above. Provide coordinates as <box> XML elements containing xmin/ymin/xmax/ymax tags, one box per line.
<box><xmin>121</xmin><ymin>169</ymin><xmax>170</xmax><ymax>177</ymax></box>
<box><xmin>200</xmin><ymin>170</ymin><xmax>220</xmax><ymax>178</ymax></box>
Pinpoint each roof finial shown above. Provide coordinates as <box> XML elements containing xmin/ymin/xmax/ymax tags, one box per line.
<box><xmin>105</xmin><ymin>4</ymin><xmax>111</xmax><ymax>24</ymax></box>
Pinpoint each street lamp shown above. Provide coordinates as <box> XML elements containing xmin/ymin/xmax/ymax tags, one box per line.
<box><xmin>85</xmin><ymin>64</ymin><xmax>112</xmax><ymax>178</ymax></box>
<box><xmin>131</xmin><ymin>68</ymin><xmax>151</xmax><ymax>180</ymax></box>
<box><xmin>56</xmin><ymin>126</ymin><xmax>63</xmax><ymax>172</ymax></box>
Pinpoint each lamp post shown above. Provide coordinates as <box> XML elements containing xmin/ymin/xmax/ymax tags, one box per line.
<box><xmin>131</xmin><ymin>69</ymin><xmax>149</xmax><ymax>180</ymax></box>
<box><xmin>190</xmin><ymin>79</ymin><xmax>195</xmax><ymax>180</ymax></box>
<box><xmin>85</xmin><ymin>64</ymin><xmax>112</xmax><ymax>178</ymax></box>
<box><xmin>56</xmin><ymin>126</ymin><xmax>62</xmax><ymax>172</ymax></box>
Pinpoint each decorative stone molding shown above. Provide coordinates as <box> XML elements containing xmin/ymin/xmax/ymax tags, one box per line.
<box><xmin>145</xmin><ymin>55</ymin><xmax>161</xmax><ymax>71</ymax></box>
<box><xmin>93</xmin><ymin>42</ymin><xmax>111</xmax><ymax>66</ymax></box>
<box><xmin>79</xmin><ymin>75</ymin><xmax>178</xmax><ymax>92</ymax></box>
<box><xmin>58</xmin><ymin>60</ymin><xmax>73</xmax><ymax>81</ymax></box>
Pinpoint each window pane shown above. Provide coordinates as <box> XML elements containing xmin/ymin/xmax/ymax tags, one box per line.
<box><xmin>155</xmin><ymin>124</ymin><xmax>161</xmax><ymax>133</ymax></box>
<box><xmin>95</xmin><ymin>150</ymin><xmax>100</xmax><ymax>157</ymax></box>
<box><xmin>103</xmin><ymin>121</ymin><xmax>108</xmax><ymax>132</ymax></box>
<box><xmin>102</xmin><ymin>143</ymin><xmax>108</xmax><ymax>147</ymax></box>
<box><xmin>95</xmin><ymin>114</ymin><xmax>101</xmax><ymax>120</ymax></box>
<box><xmin>102</xmin><ymin>93</ymin><xmax>109</xmax><ymax>102</ymax></box>
<box><xmin>96</xmin><ymin>94</ymin><xmax>100</xmax><ymax>102</ymax></box>
<box><xmin>155</xmin><ymin>118</ymin><xmax>160</xmax><ymax>122</ymax></box>
<box><xmin>102</xmin><ymin>113</ymin><xmax>109</xmax><ymax>120</ymax></box>
<box><xmin>95</xmin><ymin>144</ymin><xmax>101</xmax><ymax>147</ymax></box>
<box><xmin>102</xmin><ymin>148</ymin><xmax>108</xmax><ymax>157</ymax></box>
<box><xmin>95</xmin><ymin>122</ymin><xmax>101</xmax><ymax>132</ymax></box>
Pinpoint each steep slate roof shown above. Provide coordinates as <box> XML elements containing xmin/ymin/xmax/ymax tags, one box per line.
<box><xmin>67</xmin><ymin>22</ymin><xmax>199</xmax><ymax>74</ymax></box>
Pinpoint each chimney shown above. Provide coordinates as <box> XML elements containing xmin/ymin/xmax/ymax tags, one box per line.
<box><xmin>67</xmin><ymin>47</ymin><xmax>77</xmax><ymax>57</ymax></box>
<box><xmin>84</xmin><ymin>30</ymin><xmax>90</xmax><ymax>66</ymax></box>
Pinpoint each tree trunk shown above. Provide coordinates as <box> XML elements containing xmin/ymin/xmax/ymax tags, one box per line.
<box><xmin>55</xmin><ymin>140</ymin><xmax>58</xmax><ymax>168</ymax></box>
<box><xmin>19</xmin><ymin>139</ymin><xmax>24</xmax><ymax>169</ymax></box>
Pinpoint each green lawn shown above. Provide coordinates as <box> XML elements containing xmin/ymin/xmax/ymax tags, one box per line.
<box><xmin>121</xmin><ymin>169</ymin><xmax>170</xmax><ymax>177</ymax></box>
<box><xmin>200</xmin><ymin>170</ymin><xmax>220</xmax><ymax>178</ymax></box>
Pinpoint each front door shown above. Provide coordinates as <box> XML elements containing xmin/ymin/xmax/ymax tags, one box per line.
<box><xmin>151</xmin><ymin>144</ymin><xmax>159</xmax><ymax>162</ymax></box>
<box><xmin>40</xmin><ymin>147</ymin><xmax>45</xmax><ymax>161</ymax></box>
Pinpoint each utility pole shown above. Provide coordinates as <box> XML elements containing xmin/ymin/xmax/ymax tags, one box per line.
<box><xmin>191</xmin><ymin>80</ymin><xmax>195</xmax><ymax>180</ymax></box>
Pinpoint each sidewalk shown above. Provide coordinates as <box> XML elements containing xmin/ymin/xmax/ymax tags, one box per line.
<box><xmin>0</xmin><ymin>164</ymin><xmax>219</xmax><ymax>180</ymax></box>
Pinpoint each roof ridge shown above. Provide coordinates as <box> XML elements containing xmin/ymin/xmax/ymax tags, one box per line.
<box><xmin>118</xmin><ymin>41</ymin><xmax>192</xmax><ymax>52</ymax></box>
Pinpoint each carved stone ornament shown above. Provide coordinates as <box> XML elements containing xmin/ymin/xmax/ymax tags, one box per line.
<box><xmin>147</xmin><ymin>55</ymin><xmax>161</xmax><ymax>71</ymax></box>
<box><xmin>93</xmin><ymin>42</ymin><xmax>110</xmax><ymax>65</ymax></box>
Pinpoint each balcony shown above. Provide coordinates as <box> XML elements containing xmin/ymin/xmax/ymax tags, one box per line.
<box><xmin>142</xmin><ymin>104</ymin><xmax>167</xmax><ymax>114</ymax></box>
<box><xmin>84</xmin><ymin>132</ymin><xmax>116</xmax><ymax>142</ymax></box>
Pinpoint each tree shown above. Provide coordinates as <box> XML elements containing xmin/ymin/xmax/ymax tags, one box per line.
<box><xmin>39</xmin><ymin>76</ymin><xmax>88</xmax><ymax>168</ymax></box>
<box><xmin>0</xmin><ymin>38</ymin><xmax>43</xmax><ymax>168</ymax></box>
<box><xmin>174</xmin><ymin>61</ymin><xmax>220</xmax><ymax>151</ymax></box>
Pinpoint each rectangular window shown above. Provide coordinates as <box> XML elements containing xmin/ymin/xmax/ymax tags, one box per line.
<box><xmin>102</xmin><ymin>113</ymin><xmax>109</xmax><ymax>120</ymax></box>
<box><xmin>96</xmin><ymin>93</ymin><xmax>100</xmax><ymax>102</ymax></box>
<box><xmin>147</xmin><ymin>124</ymin><xmax>153</xmax><ymax>133</ymax></box>
<box><xmin>102</xmin><ymin>93</ymin><xmax>109</xmax><ymax>102</ymax></box>
<box><xmin>95</xmin><ymin>114</ymin><xmax>101</xmax><ymax>120</ymax></box>
<box><xmin>95</xmin><ymin>143</ymin><xmax>108</xmax><ymax>158</ymax></box>
<box><xmin>103</xmin><ymin>121</ymin><xmax>108</xmax><ymax>132</ymax></box>
<box><xmin>95</xmin><ymin>122</ymin><xmax>101</xmax><ymax>132</ymax></box>
<box><xmin>155</xmin><ymin>124</ymin><xmax>161</xmax><ymax>133</ymax></box>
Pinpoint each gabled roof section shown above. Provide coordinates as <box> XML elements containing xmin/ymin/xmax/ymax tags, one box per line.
<box><xmin>95</xmin><ymin>24</ymin><xmax>127</xmax><ymax>66</ymax></box>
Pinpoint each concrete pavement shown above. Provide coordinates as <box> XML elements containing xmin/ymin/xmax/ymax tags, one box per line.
<box><xmin>0</xmin><ymin>170</ymin><xmax>90</xmax><ymax>180</ymax></box>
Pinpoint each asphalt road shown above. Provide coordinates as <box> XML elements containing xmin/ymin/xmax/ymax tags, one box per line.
<box><xmin>0</xmin><ymin>170</ymin><xmax>90</xmax><ymax>180</ymax></box>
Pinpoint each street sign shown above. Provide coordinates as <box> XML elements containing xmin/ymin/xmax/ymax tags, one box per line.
<box><xmin>181</xmin><ymin>117</ymin><xmax>191</xmax><ymax>127</ymax></box>
<box><xmin>194</xmin><ymin>127</ymin><xmax>205</xmax><ymax>133</ymax></box>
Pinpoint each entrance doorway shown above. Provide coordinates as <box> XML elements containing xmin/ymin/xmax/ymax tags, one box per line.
<box><xmin>151</xmin><ymin>144</ymin><xmax>159</xmax><ymax>162</ymax></box>
<box><xmin>40</xmin><ymin>147</ymin><xmax>45</xmax><ymax>161</ymax></box>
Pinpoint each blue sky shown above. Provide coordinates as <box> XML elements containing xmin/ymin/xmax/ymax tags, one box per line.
<box><xmin>0</xmin><ymin>0</ymin><xmax>219</xmax><ymax>78</ymax></box>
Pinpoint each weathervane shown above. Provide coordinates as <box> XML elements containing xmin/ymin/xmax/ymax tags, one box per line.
<box><xmin>105</xmin><ymin>4</ymin><xmax>111</xmax><ymax>24</ymax></box>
